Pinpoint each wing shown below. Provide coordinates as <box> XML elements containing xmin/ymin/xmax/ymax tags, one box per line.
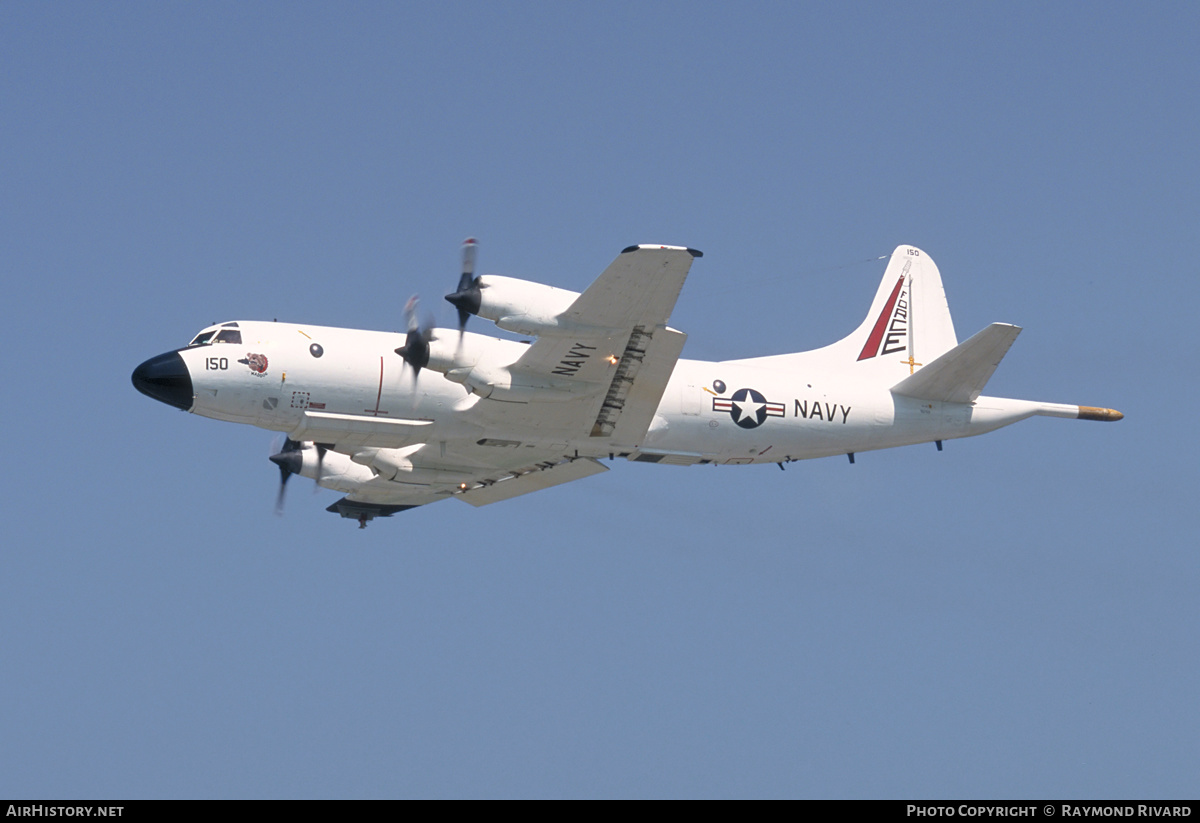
<box><xmin>501</xmin><ymin>244</ymin><xmax>700</xmax><ymax>447</ymax></box>
<box><xmin>323</xmin><ymin>442</ymin><xmax>609</xmax><ymax>524</ymax></box>
<box><xmin>317</xmin><ymin>243</ymin><xmax>701</xmax><ymax>524</ymax></box>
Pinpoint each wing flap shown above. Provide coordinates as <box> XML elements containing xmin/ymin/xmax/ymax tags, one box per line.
<box><xmin>600</xmin><ymin>326</ymin><xmax>687</xmax><ymax>446</ymax></box>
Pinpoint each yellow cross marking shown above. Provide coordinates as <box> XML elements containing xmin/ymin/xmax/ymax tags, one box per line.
<box><xmin>902</xmin><ymin>354</ymin><xmax>922</xmax><ymax>374</ymax></box>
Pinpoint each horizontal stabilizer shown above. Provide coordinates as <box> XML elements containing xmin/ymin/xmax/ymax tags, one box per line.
<box><xmin>891</xmin><ymin>323</ymin><xmax>1021</xmax><ymax>404</ymax></box>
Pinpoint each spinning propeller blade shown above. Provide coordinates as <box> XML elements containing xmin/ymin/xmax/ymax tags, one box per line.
<box><xmin>445</xmin><ymin>237</ymin><xmax>482</xmax><ymax>333</ymax></box>
<box><xmin>268</xmin><ymin>437</ymin><xmax>303</xmax><ymax>514</ymax></box>
<box><xmin>268</xmin><ymin>439</ymin><xmax>330</xmax><ymax>511</ymax></box>
<box><xmin>393</xmin><ymin>295</ymin><xmax>434</xmax><ymax>381</ymax></box>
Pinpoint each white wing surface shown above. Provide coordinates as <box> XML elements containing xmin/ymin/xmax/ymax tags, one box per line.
<box><xmin>324</xmin><ymin>244</ymin><xmax>700</xmax><ymax>521</ymax></box>
<box><xmin>505</xmin><ymin>244</ymin><xmax>699</xmax><ymax>443</ymax></box>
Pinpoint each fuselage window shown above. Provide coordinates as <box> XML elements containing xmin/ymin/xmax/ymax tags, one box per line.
<box><xmin>214</xmin><ymin>329</ymin><xmax>242</xmax><ymax>344</ymax></box>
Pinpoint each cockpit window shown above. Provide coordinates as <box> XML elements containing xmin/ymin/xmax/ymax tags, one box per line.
<box><xmin>187</xmin><ymin>324</ymin><xmax>243</xmax><ymax>346</ymax></box>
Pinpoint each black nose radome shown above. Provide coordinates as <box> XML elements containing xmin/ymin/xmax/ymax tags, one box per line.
<box><xmin>132</xmin><ymin>351</ymin><xmax>193</xmax><ymax>411</ymax></box>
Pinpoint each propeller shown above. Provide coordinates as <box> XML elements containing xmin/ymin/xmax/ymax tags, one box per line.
<box><xmin>393</xmin><ymin>295</ymin><xmax>435</xmax><ymax>380</ymax></box>
<box><xmin>314</xmin><ymin>442</ymin><xmax>326</xmax><ymax>487</ymax></box>
<box><xmin>268</xmin><ymin>438</ymin><xmax>328</xmax><ymax>513</ymax></box>
<box><xmin>445</xmin><ymin>237</ymin><xmax>482</xmax><ymax>334</ymax></box>
<box><xmin>269</xmin><ymin>437</ymin><xmax>303</xmax><ymax>514</ymax></box>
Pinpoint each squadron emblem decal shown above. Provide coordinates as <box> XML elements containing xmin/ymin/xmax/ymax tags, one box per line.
<box><xmin>238</xmin><ymin>353</ymin><xmax>269</xmax><ymax>376</ymax></box>
<box><xmin>712</xmin><ymin>387</ymin><xmax>786</xmax><ymax>429</ymax></box>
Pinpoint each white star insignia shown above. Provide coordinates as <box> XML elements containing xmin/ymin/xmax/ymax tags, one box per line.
<box><xmin>733</xmin><ymin>394</ymin><xmax>764</xmax><ymax>422</ymax></box>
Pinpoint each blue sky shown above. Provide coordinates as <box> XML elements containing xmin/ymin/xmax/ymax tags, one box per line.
<box><xmin>3</xmin><ymin>2</ymin><xmax>1197</xmax><ymax>798</ymax></box>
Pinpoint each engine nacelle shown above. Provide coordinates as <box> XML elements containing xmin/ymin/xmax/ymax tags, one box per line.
<box><xmin>410</xmin><ymin>329</ymin><xmax>577</xmax><ymax>403</ymax></box>
<box><xmin>470</xmin><ymin>275</ymin><xmax>581</xmax><ymax>336</ymax></box>
<box><xmin>351</xmin><ymin>445</ymin><xmax>472</xmax><ymax>486</ymax></box>
<box><xmin>301</xmin><ymin>447</ymin><xmax>376</xmax><ymax>492</ymax></box>
<box><xmin>442</xmin><ymin>364</ymin><xmax>578</xmax><ymax>403</ymax></box>
<box><xmin>420</xmin><ymin>333</ymin><xmax>527</xmax><ymax>377</ymax></box>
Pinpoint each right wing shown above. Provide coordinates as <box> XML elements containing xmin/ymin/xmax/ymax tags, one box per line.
<box><xmin>501</xmin><ymin>244</ymin><xmax>699</xmax><ymax>446</ymax></box>
<box><xmin>315</xmin><ymin>244</ymin><xmax>703</xmax><ymax>524</ymax></box>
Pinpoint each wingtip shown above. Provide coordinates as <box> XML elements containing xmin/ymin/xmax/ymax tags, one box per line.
<box><xmin>620</xmin><ymin>244</ymin><xmax>703</xmax><ymax>257</ymax></box>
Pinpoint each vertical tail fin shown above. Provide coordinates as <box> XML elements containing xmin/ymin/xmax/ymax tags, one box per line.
<box><xmin>849</xmin><ymin>245</ymin><xmax>957</xmax><ymax>368</ymax></box>
<box><xmin>725</xmin><ymin>245</ymin><xmax>960</xmax><ymax>375</ymax></box>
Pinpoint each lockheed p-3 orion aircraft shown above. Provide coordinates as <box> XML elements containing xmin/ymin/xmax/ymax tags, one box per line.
<box><xmin>132</xmin><ymin>240</ymin><xmax>1122</xmax><ymax>527</ymax></box>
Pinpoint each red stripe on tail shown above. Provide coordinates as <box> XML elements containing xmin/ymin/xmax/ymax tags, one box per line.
<box><xmin>857</xmin><ymin>276</ymin><xmax>906</xmax><ymax>361</ymax></box>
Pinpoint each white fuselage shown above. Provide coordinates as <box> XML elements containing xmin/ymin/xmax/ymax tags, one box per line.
<box><xmin>178</xmin><ymin>320</ymin><xmax>1042</xmax><ymax>467</ymax></box>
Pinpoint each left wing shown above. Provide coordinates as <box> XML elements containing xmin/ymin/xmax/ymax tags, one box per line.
<box><xmin>323</xmin><ymin>441</ymin><xmax>609</xmax><ymax>524</ymax></box>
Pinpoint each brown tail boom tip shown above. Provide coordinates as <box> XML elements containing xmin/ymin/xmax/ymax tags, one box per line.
<box><xmin>1077</xmin><ymin>406</ymin><xmax>1124</xmax><ymax>422</ymax></box>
